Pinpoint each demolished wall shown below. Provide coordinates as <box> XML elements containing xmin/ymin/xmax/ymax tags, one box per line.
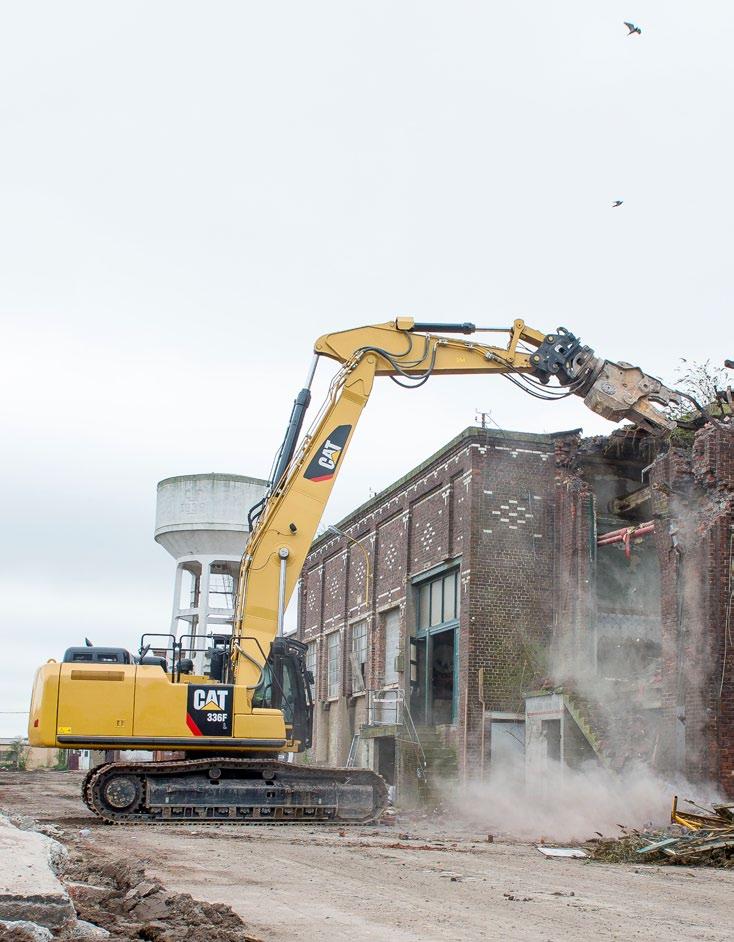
<box><xmin>651</xmin><ymin>424</ymin><xmax>734</xmax><ymax>793</ymax></box>
<box><xmin>551</xmin><ymin>423</ymin><xmax>734</xmax><ymax>796</ymax></box>
<box><xmin>549</xmin><ymin>431</ymin><xmax>664</xmax><ymax>771</ymax></box>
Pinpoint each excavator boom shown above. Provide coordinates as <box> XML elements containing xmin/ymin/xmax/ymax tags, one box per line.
<box><xmin>233</xmin><ymin>318</ymin><xmax>678</xmax><ymax>687</ymax></box>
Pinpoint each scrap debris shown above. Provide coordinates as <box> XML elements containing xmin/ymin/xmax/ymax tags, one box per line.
<box><xmin>536</xmin><ymin>846</ymin><xmax>588</xmax><ymax>859</ymax></box>
<box><xmin>586</xmin><ymin>797</ymin><xmax>734</xmax><ymax>868</ymax></box>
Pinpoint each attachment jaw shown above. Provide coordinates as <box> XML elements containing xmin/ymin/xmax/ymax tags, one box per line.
<box><xmin>529</xmin><ymin>326</ymin><xmax>681</xmax><ymax>435</ymax></box>
<box><xmin>582</xmin><ymin>361</ymin><xmax>680</xmax><ymax>434</ymax></box>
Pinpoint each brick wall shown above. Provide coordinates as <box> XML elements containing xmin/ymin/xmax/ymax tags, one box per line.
<box><xmin>297</xmin><ymin>426</ymin><xmax>573</xmax><ymax>781</ymax></box>
<box><xmin>552</xmin><ymin>435</ymin><xmax>596</xmax><ymax>681</ymax></box>
<box><xmin>651</xmin><ymin>425</ymin><xmax>734</xmax><ymax>795</ymax></box>
<box><xmin>462</xmin><ymin>432</ymin><xmax>563</xmax><ymax>770</ymax></box>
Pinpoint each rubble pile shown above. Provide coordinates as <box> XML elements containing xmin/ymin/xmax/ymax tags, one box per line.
<box><xmin>585</xmin><ymin>829</ymin><xmax>648</xmax><ymax>864</ymax></box>
<box><xmin>61</xmin><ymin>846</ymin><xmax>262</xmax><ymax>941</ymax></box>
<box><xmin>586</xmin><ymin>798</ymin><xmax>734</xmax><ymax>868</ymax></box>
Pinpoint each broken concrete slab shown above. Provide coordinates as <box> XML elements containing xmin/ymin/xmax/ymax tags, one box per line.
<box><xmin>127</xmin><ymin>892</ymin><xmax>172</xmax><ymax>921</ymax></box>
<box><xmin>0</xmin><ymin>815</ymin><xmax>75</xmax><ymax>932</ymax></box>
<box><xmin>123</xmin><ymin>880</ymin><xmax>157</xmax><ymax>902</ymax></box>
<box><xmin>0</xmin><ymin>920</ymin><xmax>53</xmax><ymax>941</ymax></box>
<box><xmin>65</xmin><ymin>884</ymin><xmax>113</xmax><ymax>907</ymax></box>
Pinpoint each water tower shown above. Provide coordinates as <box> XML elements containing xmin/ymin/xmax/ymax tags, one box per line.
<box><xmin>154</xmin><ymin>473</ymin><xmax>268</xmax><ymax>668</ymax></box>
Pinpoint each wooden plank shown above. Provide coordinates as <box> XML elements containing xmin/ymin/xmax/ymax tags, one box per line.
<box><xmin>610</xmin><ymin>485</ymin><xmax>651</xmax><ymax>515</ymax></box>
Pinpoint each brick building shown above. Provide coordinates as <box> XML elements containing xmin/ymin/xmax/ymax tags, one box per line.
<box><xmin>297</xmin><ymin>423</ymin><xmax>734</xmax><ymax>800</ymax></box>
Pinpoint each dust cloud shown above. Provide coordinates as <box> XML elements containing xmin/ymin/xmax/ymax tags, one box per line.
<box><xmin>441</xmin><ymin>759</ymin><xmax>721</xmax><ymax>843</ymax></box>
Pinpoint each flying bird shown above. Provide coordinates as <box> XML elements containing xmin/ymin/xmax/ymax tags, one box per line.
<box><xmin>624</xmin><ymin>21</ymin><xmax>642</xmax><ymax>36</ymax></box>
<box><xmin>612</xmin><ymin>200</ymin><xmax>624</xmax><ymax>208</ymax></box>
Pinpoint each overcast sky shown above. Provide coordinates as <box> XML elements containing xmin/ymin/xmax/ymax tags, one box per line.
<box><xmin>1</xmin><ymin>2</ymin><xmax>732</xmax><ymax>736</ymax></box>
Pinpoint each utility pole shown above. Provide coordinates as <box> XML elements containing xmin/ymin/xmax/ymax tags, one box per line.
<box><xmin>475</xmin><ymin>409</ymin><xmax>506</xmax><ymax>438</ymax></box>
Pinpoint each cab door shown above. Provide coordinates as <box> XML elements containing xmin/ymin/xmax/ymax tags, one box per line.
<box><xmin>256</xmin><ymin>638</ymin><xmax>313</xmax><ymax>748</ymax></box>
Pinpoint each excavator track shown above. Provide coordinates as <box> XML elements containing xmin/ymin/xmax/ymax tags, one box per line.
<box><xmin>83</xmin><ymin>757</ymin><xmax>388</xmax><ymax>825</ymax></box>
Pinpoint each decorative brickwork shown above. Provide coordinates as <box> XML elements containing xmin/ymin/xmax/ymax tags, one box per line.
<box><xmin>461</xmin><ymin>434</ymin><xmax>561</xmax><ymax>770</ymax></box>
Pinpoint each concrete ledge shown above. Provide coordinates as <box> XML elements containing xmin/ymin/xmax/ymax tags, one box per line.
<box><xmin>0</xmin><ymin>816</ymin><xmax>75</xmax><ymax>931</ymax></box>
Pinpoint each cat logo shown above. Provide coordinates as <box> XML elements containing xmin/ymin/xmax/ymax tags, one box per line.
<box><xmin>193</xmin><ymin>689</ymin><xmax>228</xmax><ymax>712</ymax></box>
<box><xmin>186</xmin><ymin>685</ymin><xmax>233</xmax><ymax>737</ymax></box>
<box><xmin>303</xmin><ymin>424</ymin><xmax>352</xmax><ymax>482</ymax></box>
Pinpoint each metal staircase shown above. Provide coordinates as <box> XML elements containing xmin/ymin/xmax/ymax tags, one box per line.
<box><xmin>359</xmin><ymin>687</ymin><xmax>428</xmax><ymax>783</ymax></box>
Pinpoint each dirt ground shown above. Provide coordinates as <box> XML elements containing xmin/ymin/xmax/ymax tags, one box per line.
<box><xmin>2</xmin><ymin>772</ymin><xmax>733</xmax><ymax>942</ymax></box>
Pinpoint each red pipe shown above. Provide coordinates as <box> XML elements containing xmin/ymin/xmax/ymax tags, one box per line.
<box><xmin>597</xmin><ymin>522</ymin><xmax>655</xmax><ymax>559</ymax></box>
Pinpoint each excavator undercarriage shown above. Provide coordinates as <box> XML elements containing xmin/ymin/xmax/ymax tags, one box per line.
<box><xmin>83</xmin><ymin>757</ymin><xmax>387</xmax><ymax>824</ymax></box>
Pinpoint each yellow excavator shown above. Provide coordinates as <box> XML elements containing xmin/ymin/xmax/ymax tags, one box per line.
<box><xmin>28</xmin><ymin>318</ymin><xmax>680</xmax><ymax>823</ymax></box>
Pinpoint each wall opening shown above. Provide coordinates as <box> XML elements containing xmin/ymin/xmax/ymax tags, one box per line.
<box><xmin>375</xmin><ymin>736</ymin><xmax>396</xmax><ymax>785</ymax></box>
<box><xmin>411</xmin><ymin>627</ymin><xmax>457</xmax><ymax>725</ymax></box>
<box><xmin>542</xmin><ymin>718</ymin><xmax>561</xmax><ymax>763</ymax></box>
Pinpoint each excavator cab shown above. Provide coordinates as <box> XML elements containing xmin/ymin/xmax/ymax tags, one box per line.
<box><xmin>252</xmin><ymin>637</ymin><xmax>313</xmax><ymax>749</ymax></box>
<box><xmin>135</xmin><ymin>630</ymin><xmax>314</xmax><ymax>748</ymax></box>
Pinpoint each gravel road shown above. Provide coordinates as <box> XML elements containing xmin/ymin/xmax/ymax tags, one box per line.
<box><xmin>1</xmin><ymin>771</ymin><xmax>732</xmax><ymax>942</ymax></box>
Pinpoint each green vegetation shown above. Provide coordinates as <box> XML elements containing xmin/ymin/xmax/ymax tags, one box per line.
<box><xmin>667</xmin><ymin>358</ymin><xmax>731</xmax><ymax>447</ymax></box>
<box><xmin>54</xmin><ymin>750</ymin><xmax>69</xmax><ymax>771</ymax></box>
<box><xmin>1</xmin><ymin>737</ymin><xmax>29</xmax><ymax>771</ymax></box>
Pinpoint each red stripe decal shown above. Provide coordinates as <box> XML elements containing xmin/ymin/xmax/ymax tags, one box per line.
<box><xmin>309</xmin><ymin>473</ymin><xmax>334</xmax><ymax>482</ymax></box>
<box><xmin>186</xmin><ymin>713</ymin><xmax>203</xmax><ymax>736</ymax></box>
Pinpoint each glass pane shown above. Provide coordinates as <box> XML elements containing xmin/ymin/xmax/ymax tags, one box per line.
<box><xmin>455</xmin><ymin>571</ymin><xmax>460</xmax><ymax>617</ymax></box>
<box><xmin>327</xmin><ymin>632</ymin><xmax>341</xmax><ymax>698</ymax></box>
<box><xmin>306</xmin><ymin>643</ymin><xmax>317</xmax><ymax>692</ymax></box>
<box><xmin>352</xmin><ymin>621</ymin><xmax>367</xmax><ymax>665</ymax></box>
<box><xmin>252</xmin><ymin>663</ymin><xmax>273</xmax><ymax>709</ymax></box>
<box><xmin>383</xmin><ymin>609</ymin><xmax>401</xmax><ymax>685</ymax></box>
<box><xmin>418</xmin><ymin>583</ymin><xmax>430</xmax><ymax>629</ymax></box>
<box><xmin>430</xmin><ymin>579</ymin><xmax>442</xmax><ymax>627</ymax></box>
<box><xmin>281</xmin><ymin>660</ymin><xmax>294</xmax><ymax>724</ymax></box>
<box><xmin>443</xmin><ymin>572</ymin><xmax>456</xmax><ymax>621</ymax></box>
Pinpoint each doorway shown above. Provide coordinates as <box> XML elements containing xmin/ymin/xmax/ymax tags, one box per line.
<box><xmin>410</xmin><ymin>627</ymin><xmax>457</xmax><ymax>725</ymax></box>
<box><xmin>375</xmin><ymin>736</ymin><xmax>396</xmax><ymax>785</ymax></box>
<box><xmin>542</xmin><ymin>718</ymin><xmax>561</xmax><ymax>763</ymax></box>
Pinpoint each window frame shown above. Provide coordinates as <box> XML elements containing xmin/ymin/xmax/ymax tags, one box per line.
<box><xmin>411</xmin><ymin>564</ymin><xmax>461</xmax><ymax>725</ymax></box>
<box><xmin>326</xmin><ymin>630</ymin><xmax>342</xmax><ymax>701</ymax></box>
<box><xmin>350</xmin><ymin>619</ymin><xmax>368</xmax><ymax>695</ymax></box>
<box><xmin>305</xmin><ymin>641</ymin><xmax>318</xmax><ymax>699</ymax></box>
<box><xmin>415</xmin><ymin>567</ymin><xmax>460</xmax><ymax>636</ymax></box>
